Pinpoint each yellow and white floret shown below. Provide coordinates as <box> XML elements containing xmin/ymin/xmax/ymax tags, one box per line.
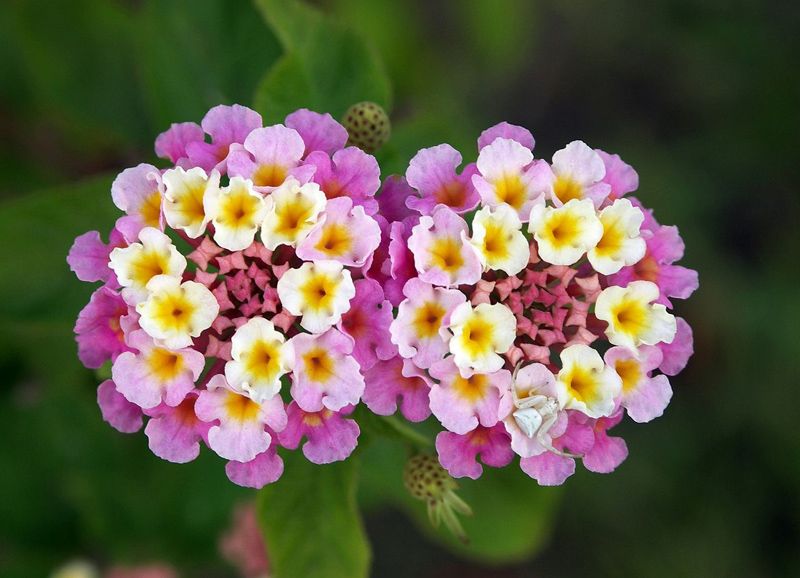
<box><xmin>109</xmin><ymin>226</ymin><xmax>186</xmax><ymax>303</ymax></box>
<box><xmin>470</xmin><ymin>204</ymin><xmax>530</xmax><ymax>275</ymax></box>
<box><xmin>555</xmin><ymin>344</ymin><xmax>622</xmax><ymax>418</ymax></box>
<box><xmin>595</xmin><ymin>280</ymin><xmax>677</xmax><ymax>350</ymax></box>
<box><xmin>162</xmin><ymin>166</ymin><xmax>220</xmax><ymax>238</ymax></box>
<box><xmin>448</xmin><ymin>302</ymin><xmax>516</xmax><ymax>375</ymax></box>
<box><xmin>528</xmin><ymin>198</ymin><xmax>603</xmax><ymax>266</ymax></box>
<box><xmin>587</xmin><ymin>198</ymin><xmax>646</xmax><ymax>275</ymax></box>
<box><xmin>276</xmin><ymin>260</ymin><xmax>356</xmax><ymax>333</ymax></box>
<box><xmin>204</xmin><ymin>176</ymin><xmax>267</xmax><ymax>251</ymax></box>
<box><xmin>260</xmin><ymin>176</ymin><xmax>327</xmax><ymax>249</ymax></box>
<box><xmin>137</xmin><ymin>274</ymin><xmax>220</xmax><ymax>350</ymax></box>
<box><xmin>225</xmin><ymin>317</ymin><xmax>293</xmax><ymax>403</ymax></box>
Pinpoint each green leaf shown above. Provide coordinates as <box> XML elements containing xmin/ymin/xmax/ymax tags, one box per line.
<box><xmin>0</xmin><ymin>176</ymin><xmax>118</xmax><ymax>324</ymax></box>
<box><xmin>254</xmin><ymin>0</ymin><xmax>391</xmax><ymax>124</ymax></box>
<box><xmin>359</xmin><ymin>436</ymin><xmax>561</xmax><ymax>564</ymax></box>
<box><xmin>136</xmin><ymin>0</ymin><xmax>282</xmax><ymax>131</ymax></box>
<box><xmin>258</xmin><ymin>453</ymin><xmax>371</xmax><ymax>578</ymax></box>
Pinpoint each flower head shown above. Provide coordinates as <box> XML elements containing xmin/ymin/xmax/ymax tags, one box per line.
<box><xmin>204</xmin><ymin>176</ymin><xmax>267</xmax><ymax>251</ymax></box>
<box><xmin>405</xmin><ymin>144</ymin><xmax>480</xmax><ymax>214</ymax></box>
<box><xmin>548</xmin><ymin>140</ymin><xmax>611</xmax><ymax>207</ymax></box>
<box><xmin>555</xmin><ymin>344</ymin><xmax>622</xmax><ymax>418</ymax></box>
<box><xmin>225</xmin><ymin>317</ymin><xmax>292</xmax><ymax>403</ymax></box>
<box><xmin>260</xmin><ymin>176</ymin><xmax>327</xmax><ymax>249</ymax></box>
<box><xmin>161</xmin><ymin>166</ymin><xmax>219</xmax><ymax>238</ymax></box>
<box><xmin>587</xmin><ymin>198</ymin><xmax>646</xmax><ymax>275</ymax></box>
<box><xmin>227</xmin><ymin>124</ymin><xmax>310</xmax><ymax>190</ymax></box>
<box><xmin>470</xmin><ymin>204</ymin><xmax>530</xmax><ymax>275</ymax></box>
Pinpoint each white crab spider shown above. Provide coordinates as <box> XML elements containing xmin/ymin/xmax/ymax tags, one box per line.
<box><xmin>510</xmin><ymin>364</ymin><xmax>577</xmax><ymax>458</ymax></box>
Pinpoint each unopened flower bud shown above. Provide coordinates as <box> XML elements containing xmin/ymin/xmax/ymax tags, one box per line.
<box><xmin>342</xmin><ymin>101</ymin><xmax>390</xmax><ymax>153</ymax></box>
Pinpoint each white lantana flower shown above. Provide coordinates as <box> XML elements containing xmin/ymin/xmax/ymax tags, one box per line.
<box><xmin>260</xmin><ymin>176</ymin><xmax>327</xmax><ymax>249</ymax></box>
<box><xmin>109</xmin><ymin>226</ymin><xmax>186</xmax><ymax>303</ymax></box>
<box><xmin>587</xmin><ymin>198</ymin><xmax>646</xmax><ymax>275</ymax></box>
<box><xmin>162</xmin><ymin>166</ymin><xmax>220</xmax><ymax>238</ymax></box>
<box><xmin>137</xmin><ymin>275</ymin><xmax>219</xmax><ymax>350</ymax></box>
<box><xmin>277</xmin><ymin>260</ymin><xmax>356</xmax><ymax>333</ymax></box>
<box><xmin>204</xmin><ymin>176</ymin><xmax>266</xmax><ymax>251</ymax></box>
<box><xmin>225</xmin><ymin>317</ymin><xmax>293</xmax><ymax>403</ymax></box>
<box><xmin>555</xmin><ymin>344</ymin><xmax>621</xmax><ymax>418</ymax></box>
<box><xmin>595</xmin><ymin>281</ymin><xmax>677</xmax><ymax>350</ymax></box>
<box><xmin>448</xmin><ymin>302</ymin><xmax>516</xmax><ymax>375</ymax></box>
<box><xmin>470</xmin><ymin>204</ymin><xmax>530</xmax><ymax>275</ymax></box>
<box><xmin>528</xmin><ymin>198</ymin><xmax>603</xmax><ymax>265</ymax></box>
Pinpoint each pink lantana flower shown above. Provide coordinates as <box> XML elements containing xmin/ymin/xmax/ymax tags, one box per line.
<box><xmin>225</xmin><ymin>439</ymin><xmax>285</xmax><ymax>489</ymax></box>
<box><xmin>338</xmin><ymin>279</ymin><xmax>396</xmax><ymax>371</ymax></box>
<box><xmin>605</xmin><ymin>345</ymin><xmax>672</xmax><ymax>423</ymax></box>
<box><xmin>75</xmin><ymin>287</ymin><xmax>133</xmax><ymax>369</ymax></box>
<box><xmin>547</xmin><ymin>140</ymin><xmax>611</xmax><ymax>208</ymax></box>
<box><xmin>658</xmin><ymin>316</ymin><xmax>694</xmax><ymax>376</ymax></box>
<box><xmin>362</xmin><ymin>356</ymin><xmax>432</xmax><ymax>422</ymax></box>
<box><xmin>405</xmin><ymin>144</ymin><xmax>480</xmax><ymax>214</ymax></box>
<box><xmin>390</xmin><ymin>278</ymin><xmax>465</xmax><ymax>369</ymax></box>
<box><xmin>477</xmin><ymin>121</ymin><xmax>535</xmax><ymax>151</ymax></box>
<box><xmin>408</xmin><ymin>205</ymin><xmax>482</xmax><ymax>287</ymax></box>
<box><xmin>279</xmin><ymin>402</ymin><xmax>360</xmax><ymax>464</ymax></box>
<box><xmin>285</xmin><ymin>108</ymin><xmax>349</xmax><ymax>157</ymax></box>
<box><xmin>428</xmin><ymin>357</ymin><xmax>510</xmax><ymax>434</ymax></box>
<box><xmin>376</xmin><ymin>175</ymin><xmax>415</xmax><ymax>224</ymax></box>
<box><xmin>111</xmin><ymin>163</ymin><xmax>164</xmax><ymax>235</ymax></box>
<box><xmin>227</xmin><ymin>124</ymin><xmax>313</xmax><ymax>191</ymax></box>
<box><xmin>67</xmin><ymin>227</ymin><xmax>126</xmax><ymax>285</ymax></box>
<box><xmin>296</xmin><ymin>197</ymin><xmax>381</xmax><ymax>267</ymax></box>
<box><xmin>112</xmin><ymin>329</ymin><xmax>205</xmax><ymax>409</ymax></box>
<box><xmin>155</xmin><ymin>121</ymin><xmax>205</xmax><ymax>165</ymax></box>
<box><xmin>435</xmin><ymin>424</ymin><xmax>514</xmax><ymax>479</ymax></box>
<box><xmin>519</xmin><ymin>411</ymin><xmax>595</xmax><ymax>485</ymax></box>
<box><xmin>288</xmin><ymin>329</ymin><xmax>365</xmax><ymax>412</ymax></box>
<box><xmin>195</xmin><ymin>375</ymin><xmax>287</xmax><ymax>463</ymax></box>
<box><xmin>383</xmin><ymin>216</ymin><xmax>419</xmax><ymax>305</ymax></box>
<box><xmin>185</xmin><ymin>104</ymin><xmax>263</xmax><ymax>171</ymax></box>
<box><xmin>472</xmin><ymin>137</ymin><xmax>549</xmax><ymax>221</ymax></box>
<box><xmin>304</xmin><ymin>147</ymin><xmax>381</xmax><ymax>215</ymax></box>
<box><xmin>97</xmin><ymin>379</ymin><xmax>142</xmax><ymax>434</ymax></box>
<box><xmin>596</xmin><ymin>149</ymin><xmax>639</xmax><ymax>200</ymax></box>
<box><xmin>581</xmin><ymin>411</ymin><xmax>629</xmax><ymax>474</ymax></box>
<box><xmin>144</xmin><ymin>392</ymin><xmax>210</xmax><ymax>463</ymax></box>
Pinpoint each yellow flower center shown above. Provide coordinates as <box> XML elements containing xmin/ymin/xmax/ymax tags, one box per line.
<box><xmin>149</xmin><ymin>291</ymin><xmax>198</xmax><ymax>333</ymax></box>
<box><xmin>274</xmin><ymin>195</ymin><xmax>317</xmax><ymax>238</ymax></box>
<box><xmin>480</xmin><ymin>222</ymin><xmax>510</xmax><ymax>261</ymax></box>
<box><xmin>302</xmin><ymin>347</ymin><xmax>336</xmax><ymax>383</ymax></box>
<box><xmin>562</xmin><ymin>365</ymin><xmax>600</xmax><ymax>403</ymax></box>
<box><xmin>315</xmin><ymin>223</ymin><xmax>353</xmax><ymax>257</ymax></box>
<box><xmin>553</xmin><ymin>176</ymin><xmax>584</xmax><ymax>203</ymax></box>
<box><xmin>299</xmin><ymin>272</ymin><xmax>339</xmax><ymax>312</ymax></box>
<box><xmin>243</xmin><ymin>339</ymin><xmax>284</xmax><ymax>383</ymax></box>
<box><xmin>302</xmin><ymin>409</ymin><xmax>333</xmax><ymax>427</ymax></box>
<box><xmin>459</xmin><ymin>316</ymin><xmax>495</xmax><ymax>358</ymax></box>
<box><xmin>253</xmin><ymin>163</ymin><xmax>287</xmax><ymax>188</ymax></box>
<box><xmin>594</xmin><ymin>217</ymin><xmax>624</xmax><ymax>257</ymax></box>
<box><xmin>541</xmin><ymin>211</ymin><xmax>581</xmax><ymax>249</ymax></box>
<box><xmin>493</xmin><ymin>174</ymin><xmax>526</xmax><ymax>209</ymax></box>
<box><xmin>224</xmin><ymin>391</ymin><xmax>261</xmax><ymax>422</ymax></box>
<box><xmin>611</xmin><ymin>298</ymin><xmax>648</xmax><ymax>336</ymax></box>
<box><xmin>147</xmin><ymin>348</ymin><xmax>184</xmax><ymax>382</ymax></box>
<box><xmin>429</xmin><ymin>237</ymin><xmax>464</xmax><ymax>274</ymax></box>
<box><xmin>174</xmin><ymin>184</ymin><xmax>206</xmax><ymax>225</ymax></box>
<box><xmin>411</xmin><ymin>301</ymin><xmax>446</xmax><ymax>339</ymax></box>
<box><xmin>130</xmin><ymin>250</ymin><xmax>169</xmax><ymax>287</ymax></box>
<box><xmin>615</xmin><ymin>358</ymin><xmax>642</xmax><ymax>393</ymax></box>
<box><xmin>452</xmin><ymin>373</ymin><xmax>489</xmax><ymax>402</ymax></box>
<box><xmin>140</xmin><ymin>191</ymin><xmax>162</xmax><ymax>227</ymax></box>
<box><xmin>217</xmin><ymin>189</ymin><xmax>262</xmax><ymax>229</ymax></box>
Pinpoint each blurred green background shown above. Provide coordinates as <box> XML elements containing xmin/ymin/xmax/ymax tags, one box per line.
<box><xmin>1</xmin><ymin>0</ymin><xmax>798</xmax><ymax>576</ymax></box>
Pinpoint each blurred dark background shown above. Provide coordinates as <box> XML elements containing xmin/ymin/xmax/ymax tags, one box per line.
<box><xmin>1</xmin><ymin>0</ymin><xmax>798</xmax><ymax>576</ymax></box>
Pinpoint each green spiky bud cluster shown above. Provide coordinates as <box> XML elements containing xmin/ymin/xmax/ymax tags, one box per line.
<box><xmin>403</xmin><ymin>453</ymin><xmax>472</xmax><ymax>543</ymax></box>
<box><xmin>342</xmin><ymin>101</ymin><xmax>391</xmax><ymax>153</ymax></box>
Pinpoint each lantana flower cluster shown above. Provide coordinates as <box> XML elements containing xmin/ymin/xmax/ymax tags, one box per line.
<box><xmin>69</xmin><ymin>104</ymin><xmax>697</xmax><ymax>492</ymax></box>
<box><xmin>70</xmin><ymin>104</ymin><xmax>389</xmax><ymax>488</ymax></box>
<box><xmin>374</xmin><ymin>123</ymin><xmax>698</xmax><ymax>485</ymax></box>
